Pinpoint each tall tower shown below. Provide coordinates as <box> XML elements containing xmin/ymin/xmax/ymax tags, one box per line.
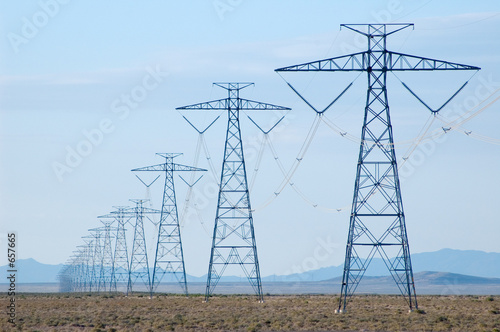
<box><xmin>132</xmin><ymin>154</ymin><xmax>206</xmax><ymax>296</ymax></box>
<box><xmin>276</xmin><ymin>24</ymin><xmax>479</xmax><ymax>311</ymax></box>
<box><xmin>75</xmin><ymin>244</ymin><xmax>91</xmax><ymax>292</ymax></box>
<box><xmin>70</xmin><ymin>247</ymin><xmax>86</xmax><ymax>292</ymax></box>
<box><xmin>113</xmin><ymin>207</ymin><xmax>129</xmax><ymax>293</ymax></box>
<box><xmin>94</xmin><ymin>219</ymin><xmax>116</xmax><ymax>293</ymax></box>
<box><xmin>177</xmin><ymin>83</ymin><xmax>290</xmax><ymax>302</ymax></box>
<box><xmin>104</xmin><ymin>207</ymin><xmax>130</xmax><ymax>293</ymax></box>
<box><xmin>88</xmin><ymin>228</ymin><xmax>103</xmax><ymax>293</ymax></box>
<box><xmin>125</xmin><ymin>199</ymin><xmax>160</xmax><ymax>295</ymax></box>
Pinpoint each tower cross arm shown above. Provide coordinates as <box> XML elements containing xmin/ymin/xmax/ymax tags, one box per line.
<box><xmin>176</xmin><ymin>98</ymin><xmax>228</xmax><ymax>110</ymax></box>
<box><xmin>111</xmin><ymin>207</ymin><xmax>161</xmax><ymax>214</ymax></box>
<box><xmin>275</xmin><ymin>52</ymin><xmax>367</xmax><ymax>72</ymax></box>
<box><xmin>173</xmin><ymin>163</ymin><xmax>207</xmax><ymax>172</ymax></box>
<box><xmin>177</xmin><ymin>98</ymin><xmax>290</xmax><ymax>111</ymax></box>
<box><xmin>131</xmin><ymin>163</ymin><xmax>207</xmax><ymax>172</ymax></box>
<box><xmin>132</xmin><ymin>163</ymin><xmax>168</xmax><ymax>172</ymax></box>
<box><xmin>275</xmin><ymin>51</ymin><xmax>480</xmax><ymax>72</ymax></box>
<box><xmin>239</xmin><ymin>99</ymin><xmax>290</xmax><ymax>110</ymax></box>
<box><xmin>387</xmin><ymin>52</ymin><xmax>481</xmax><ymax>71</ymax></box>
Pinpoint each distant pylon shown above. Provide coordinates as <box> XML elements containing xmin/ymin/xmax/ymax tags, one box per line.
<box><xmin>82</xmin><ymin>237</ymin><xmax>95</xmax><ymax>292</ymax></box>
<box><xmin>58</xmin><ymin>265</ymin><xmax>73</xmax><ymax>292</ymax></box>
<box><xmin>72</xmin><ymin>247</ymin><xmax>85</xmax><ymax>292</ymax></box>
<box><xmin>107</xmin><ymin>206</ymin><xmax>130</xmax><ymax>293</ymax></box>
<box><xmin>124</xmin><ymin>199</ymin><xmax>161</xmax><ymax>295</ymax></box>
<box><xmin>132</xmin><ymin>154</ymin><xmax>206</xmax><ymax>296</ymax></box>
<box><xmin>88</xmin><ymin>228</ymin><xmax>103</xmax><ymax>292</ymax></box>
<box><xmin>94</xmin><ymin>219</ymin><xmax>117</xmax><ymax>293</ymax></box>
<box><xmin>65</xmin><ymin>253</ymin><xmax>80</xmax><ymax>292</ymax></box>
<box><xmin>276</xmin><ymin>23</ymin><xmax>480</xmax><ymax>312</ymax></box>
<box><xmin>177</xmin><ymin>83</ymin><xmax>290</xmax><ymax>302</ymax></box>
<box><xmin>76</xmin><ymin>244</ymin><xmax>91</xmax><ymax>292</ymax></box>
<box><xmin>81</xmin><ymin>235</ymin><xmax>96</xmax><ymax>292</ymax></box>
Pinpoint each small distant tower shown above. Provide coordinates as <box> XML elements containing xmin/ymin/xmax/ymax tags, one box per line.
<box><xmin>132</xmin><ymin>154</ymin><xmax>206</xmax><ymax>296</ymax></box>
<box><xmin>177</xmin><ymin>83</ymin><xmax>290</xmax><ymax>302</ymax></box>
<box><xmin>125</xmin><ymin>199</ymin><xmax>161</xmax><ymax>295</ymax></box>
<box><xmin>88</xmin><ymin>228</ymin><xmax>103</xmax><ymax>293</ymax></box>
<box><xmin>106</xmin><ymin>206</ymin><xmax>130</xmax><ymax>293</ymax></box>
<box><xmin>94</xmin><ymin>218</ymin><xmax>116</xmax><ymax>293</ymax></box>
<box><xmin>75</xmin><ymin>244</ymin><xmax>91</xmax><ymax>292</ymax></box>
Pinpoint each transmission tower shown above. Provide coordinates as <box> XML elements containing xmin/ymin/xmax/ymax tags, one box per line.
<box><xmin>58</xmin><ymin>265</ymin><xmax>73</xmax><ymax>292</ymax></box>
<box><xmin>177</xmin><ymin>83</ymin><xmax>290</xmax><ymax>302</ymax></box>
<box><xmin>72</xmin><ymin>247</ymin><xmax>86</xmax><ymax>292</ymax></box>
<box><xmin>104</xmin><ymin>206</ymin><xmax>131</xmax><ymax>293</ymax></box>
<box><xmin>65</xmin><ymin>253</ymin><xmax>80</xmax><ymax>292</ymax></box>
<box><xmin>132</xmin><ymin>153</ymin><xmax>206</xmax><ymax>296</ymax></box>
<box><xmin>88</xmin><ymin>228</ymin><xmax>103</xmax><ymax>292</ymax></box>
<box><xmin>94</xmin><ymin>219</ymin><xmax>117</xmax><ymax>293</ymax></box>
<box><xmin>276</xmin><ymin>24</ymin><xmax>479</xmax><ymax>312</ymax></box>
<box><xmin>123</xmin><ymin>199</ymin><xmax>161</xmax><ymax>295</ymax></box>
<box><xmin>76</xmin><ymin>244</ymin><xmax>91</xmax><ymax>292</ymax></box>
<box><xmin>80</xmin><ymin>237</ymin><xmax>94</xmax><ymax>292</ymax></box>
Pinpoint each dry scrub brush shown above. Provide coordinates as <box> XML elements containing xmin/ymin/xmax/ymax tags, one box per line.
<box><xmin>0</xmin><ymin>293</ymin><xmax>499</xmax><ymax>331</ymax></box>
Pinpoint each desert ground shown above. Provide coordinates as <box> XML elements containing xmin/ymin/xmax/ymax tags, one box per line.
<box><xmin>1</xmin><ymin>293</ymin><xmax>500</xmax><ymax>331</ymax></box>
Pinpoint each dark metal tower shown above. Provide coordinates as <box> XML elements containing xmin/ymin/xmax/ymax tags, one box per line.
<box><xmin>124</xmin><ymin>199</ymin><xmax>160</xmax><ymax>295</ymax></box>
<box><xmin>108</xmin><ymin>207</ymin><xmax>130</xmax><ymax>293</ymax></box>
<box><xmin>177</xmin><ymin>83</ymin><xmax>290</xmax><ymax>302</ymax></box>
<box><xmin>88</xmin><ymin>228</ymin><xmax>103</xmax><ymax>293</ymax></box>
<box><xmin>276</xmin><ymin>24</ymin><xmax>479</xmax><ymax>312</ymax></box>
<box><xmin>73</xmin><ymin>246</ymin><xmax>87</xmax><ymax>292</ymax></box>
<box><xmin>132</xmin><ymin>154</ymin><xmax>206</xmax><ymax>296</ymax></box>
<box><xmin>95</xmin><ymin>219</ymin><xmax>116</xmax><ymax>293</ymax></box>
<box><xmin>81</xmin><ymin>235</ymin><xmax>96</xmax><ymax>292</ymax></box>
<box><xmin>76</xmin><ymin>244</ymin><xmax>91</xmax><ymax>292</ymax></box>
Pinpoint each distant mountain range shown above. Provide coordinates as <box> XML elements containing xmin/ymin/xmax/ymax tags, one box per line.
<box><xmin>0</xmin><ymin>258</ymin><xmax>64</xmax><ymax>283</ymax></box>
<box><xmin>2</xmin><ymin>249</ymin><xmax>499</xmax><ymax>285</ymax></box>
<box><xmin>262</xmin><ymin>248</ymin><xmax>500</xmax><ymax>282</ymax></box>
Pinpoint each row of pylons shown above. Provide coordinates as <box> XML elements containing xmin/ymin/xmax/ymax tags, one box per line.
<box><xmin>60</xmin><ymin>24</ymin><xmax>480</xmax><ymax>312</ymax></box>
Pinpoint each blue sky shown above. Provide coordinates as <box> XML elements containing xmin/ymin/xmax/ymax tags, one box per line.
<box><xmin>0</xmin><ymin>1</ymin><xmax>499</xmax><ymax>277</ymax></box>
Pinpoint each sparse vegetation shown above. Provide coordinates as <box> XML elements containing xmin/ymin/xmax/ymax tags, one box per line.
<box><xmin>1</xmin><ymin>293</ymin><xmax>499</xmax><ymax>331</ymax></box>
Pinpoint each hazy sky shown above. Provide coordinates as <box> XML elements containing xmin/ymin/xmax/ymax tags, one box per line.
<box><xmin>1</xmin><ymin>1</ymin><xmax>499</xmax><ymax>278</ymax></box>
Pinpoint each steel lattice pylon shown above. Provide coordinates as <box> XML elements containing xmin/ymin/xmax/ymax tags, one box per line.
<box><xmin>276</xmin><ymin>24</ymin><xmax>479</xmax><ymax>312</ymax></box>
<box><xmin>95</xmin><ymin>220</ymin><xmax>117</xmax><ymax>293</ymax></box>
<box><xmin>123</xmin><ymin>199</ymin><xmax>160</xmax><ymax>295</ymax></box>
<box><xmin>177</xmin><ymin>83</ymin><xmax>290</xmax><ymax>302</ymax></box>
<box><xmin>132</xmin><ymin>154</ymin><xmax>206</xmax><ymax>296</ymax></box>
<box><xmin>82</xmin><ymin>235</ymin><xmax>97</xmax><ymax>292</ymax></box>
<box><xmin>75</xmin><ymin>244</ymin><xmax>91</xmax><ymax>292</ymax></box>
<box><xmin>72</xmin><ymin>246</ymin><xmax>86</xmax><ymax>292</ymax></box>
<box><xmin>104</xmin><ymin>207</ymin><xmax>130</xmax><ymax>293</ymax></box>
<box><xmin>88</xmin><ymin>228</ymin><xmax>103</xmax><ymax>292</ymax></box>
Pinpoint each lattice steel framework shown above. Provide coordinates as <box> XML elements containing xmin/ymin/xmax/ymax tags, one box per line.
<box><xmin>58</xmin><ymin>265</ymin><xmax>73</xmax><ymax>292</ymax></box>
<box><xmin>132</xmin><ymin>154</ymin><xmax>206</xmax><ymax>296</ymax></box>
<box><xmin>94</xmin><ymin>219</ymin><xmax>116</xmax><ymax>293</ymax></box>
<box><xmin>70</xmin><ymin>247</ymin><xmax>85</xmax><ymax>292</ymax></box>
<box><xmin>123</xmin><ymin>199</ymin><xmax>160</xmax><ymax>295</ymax></box>
<box><xmin>177</xmin><ymin>83</ymin><xmax>290</xmax><ymax>302</ymax></box>
<box><xmin>276</xmin><ymin>24</ymin><xmax>479</xmax><ymax>312</ymax></box>
<box><xmin>75</xmin><ymin>244</ymin><xmax>91</xmax><ymax>292</ymax></box>
<box><xmin>102</xmin><ymin>207</ymin><xmax>130</xmax><ymax>293</ymax></box>
<box><xmin>88</xmin><ymin>228</ymin><xmax>103</xmax><ymax>292</ymax></box>
<box><xmin>82</xmin><ymin>237</ymin><xmax>94</xmax><ymax>292</ymax></box>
